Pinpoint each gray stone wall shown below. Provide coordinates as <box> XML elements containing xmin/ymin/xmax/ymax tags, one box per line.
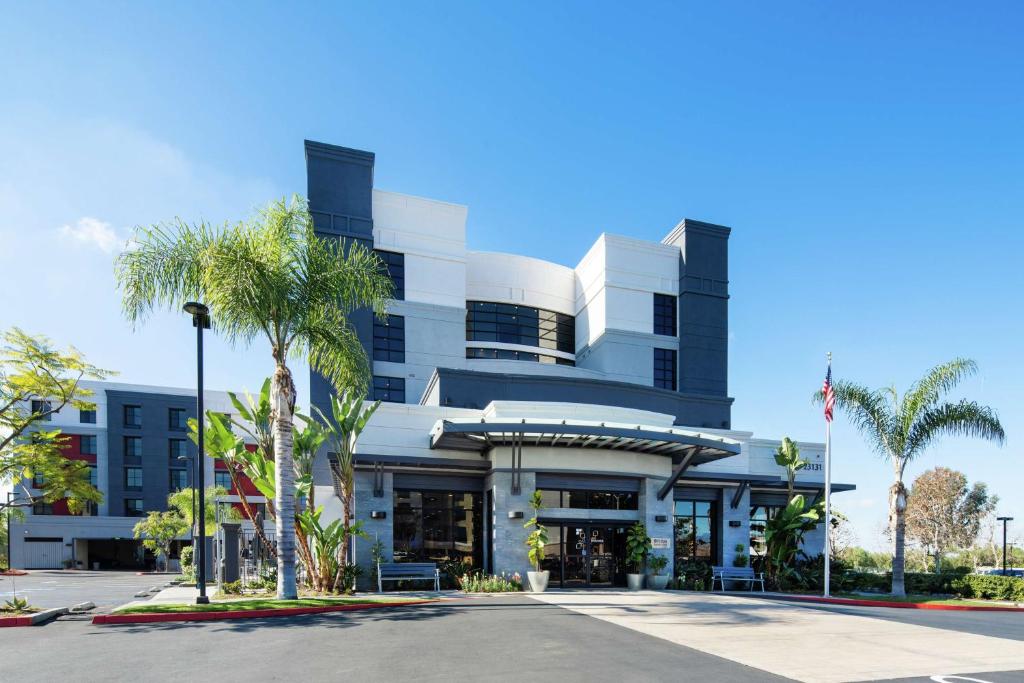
<box><xmin>487</xmin><ymin>471</ymin><xmax>536</xmax><ymax>578</ymax></box>
<box><xmin>353</xmin><ymin>470</ymin><xmax>393</xmax><ymax>590</ymax></box>
<box><xmin>640</xmin><ymin>478</ymin><xmax>675</xmax><ymax>577</ymax></box>
<box><xmin>721</xmin><ymin>486</ymin><xmax>751</xmax><ymax>569</ymax></box>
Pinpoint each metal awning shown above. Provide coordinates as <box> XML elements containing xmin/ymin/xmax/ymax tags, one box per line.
<box><xmin>430</xmin><ymin>418</ymin><xmax>742</xmax><ymax>499</ymax></box>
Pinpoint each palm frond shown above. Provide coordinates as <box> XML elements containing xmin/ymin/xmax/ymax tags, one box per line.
<box><xmin>114</xmin><ymin>219</ymin><xmax>216</xmax><ymax>326</ymax></box>
<box><xmin>905</xmin><ymin>399</ymin><xmax>1005</xmax><ymax>458</ymax></box>
<box><xmin>817</xmin><ymin>380</ymin><xmax>899</xmax><ymax>459</ymax></box>
<box><xmin>900</xmin><ymin>358</ymin><xmax>978</xmax><ymax>430</ymax></box>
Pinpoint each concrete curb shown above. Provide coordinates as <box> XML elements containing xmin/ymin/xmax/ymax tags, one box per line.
<box><xmin>93</xmin><ymin>599</ymin><xmax>432</xmax><ymax>625</ymax></box>
<box><xmin>0</xmin><ymin>607</ymin><xmax>69</xmax><ymax>628</ymax></box>
<box><xmin>753</xmin><ymin>593</ymin><xmax>1024</xmax><ymax>612</ymax></box>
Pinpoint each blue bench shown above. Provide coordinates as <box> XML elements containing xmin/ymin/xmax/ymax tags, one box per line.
<box><xmin>377</xmin><ymin>562</ymin><xmax>440</xmax><ymax>592</ymax></box>
<box><xmin>712</xmin><ymin>566</ymin><xmax>765</xmax><ymax>592</ymax></box>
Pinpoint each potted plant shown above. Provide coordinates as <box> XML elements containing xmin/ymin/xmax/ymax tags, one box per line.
<box><xmin>625</xmin><ymin>521</ymin><xmax>651</xmax><ymax>591</ymax></box>
<box><xmin>524</xmin><ymin>490</ymin><xmax>550</xmax><ymax>592</ymax></box>
<box><xmin>732</xmin><ymin>543</ymin><xmax>749</xmax><ymax>568</ymax></box>
<box><xmin>647</xmin><ymin>554</ymin><xmax>670</xmax><ymax>589</ymax></box>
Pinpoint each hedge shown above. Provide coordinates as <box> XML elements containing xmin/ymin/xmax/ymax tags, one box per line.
<box><xmin>843</xmin><ymin>570</ymin><xmax>1024</xmax><ymax>601</ymax></box>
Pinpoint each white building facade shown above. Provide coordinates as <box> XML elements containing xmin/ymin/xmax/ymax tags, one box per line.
<box><xmin>306</xmin><ymin>140</ymin><xmax>852</xmax><ymax>587</ymax></box>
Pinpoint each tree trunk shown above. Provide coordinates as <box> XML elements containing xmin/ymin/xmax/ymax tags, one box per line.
<box><xmin>890</xmin><ymin>478</ymin><xmax>908</xmax><ymax>597</ymax></box>
<box><xmin>272</xmin><ymin>363</ymin><xmax>298</xmax><ymax>600</ymax></box>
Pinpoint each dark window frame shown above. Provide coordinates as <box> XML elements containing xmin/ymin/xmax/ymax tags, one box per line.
<box><xmin>392</xmin><ymin>489</ymin><xmax>483</xmax><ymax>570</ymax></box>
<box><xmin>375</xmin><ymin>250</ymin><xmax>405</xmax><ymax>301</ymax></box>
<box><xmin>124</xmin><ymin>466</ymin><xmax>143</xmax><ymax>490</ymax></box>
<box><xmin>214</xmin><ymin>471</ymin><xmax>233</xmax><ymax>490</ymax></box>
<box><xmin>31</xmin><ymin>400</ymin><xmax>52</xmax><ymax>421</ymax></box>
<box><xmin>169</xmin><ymin>468</ymin><xmax>189</xmax><ymax>492</ymax></box>
<box><xmin>535</xmin><ymin>489</ymin><xmax>639</xmax><ymax>511</ymax></box>
<box><xmin>124</xmin><ymin>436</ymin><xmax>142</xmax><ymax>458</ymax></box>
<box><xmin>168</xmin><ymin>439</ymin><xmax>188</xmax><ymax>460</ymax></box>
<box><xmin>466</xmin><ymin>301</ymin><xmax>575</xmax><ymax>355</ymax></box>
<box><xmin>654</xmin><ymin>348</ymin><xmax>677</xmax><ymax>391</ymax></box>
<box><xmin>674</xmin><ymin>499</ymin><xmax>717</xmax><ymax>564</ymax></box>
<box><xmin>80</xmin><ymin>434</ymin><xmax>97</xmax><ymax>455</ymax></box>
<box><xmin>124</xmin><ymin>498</ymin><xmax>144</xmax><ymax>517</ymax></box>
<box><xmin>373</xmin><ymin>315</ymin><xmax>406</xmax><ymax>363</ymax></box>
<box><xmin>33</xmin><ymin>501</ymin><xmax>54</xmax><ymax>516</ymax></box>
<box><xmin>124</xmin><ymin>405</ymin><xmax>142</xmax><ymax>428</ymax></box>
<box><xmin>168</xmin><ymin>407</ymin><xmax>188</xmax><ymax>430</ymax></box>
<box><xmin>372</xmin><ymin>376</ymin><xmax>406</xmax><ymax>404</ymax></box>
<box><xmin>653</xmin><ymin>293</ymin><xmax>677</xmax><ymax>337</ymax></box>
<box><xmin>79</xmin><ymin>408</ymin><xmax>97</xmax><ymax>424</ymax></box>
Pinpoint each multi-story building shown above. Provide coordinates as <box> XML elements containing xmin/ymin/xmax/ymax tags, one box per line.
<box><xmin>7</xmin><ymin>382</ymin><xmax>266</xmax><ymax>570</ymax></box>
<box><xmin>305</xmin><ymin>140</ymin><xmax>854</xmax><ymax>587</ymax></box>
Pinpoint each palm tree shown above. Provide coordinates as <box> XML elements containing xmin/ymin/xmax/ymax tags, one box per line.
<box><xmin>116</xmin><ymin>195</ymin><xmax>392</xmax><ymax>599</ymax></box>
<box><xmin>816</xmin><ymin>358</ymin><xmax>1004</xmax><ymax>596</ymax></box>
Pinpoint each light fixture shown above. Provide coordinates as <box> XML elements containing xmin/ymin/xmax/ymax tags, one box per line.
<box><xmin>508</xmin><ymin>511</ymin><xmax>524</xmax><ymax>519</ymax></box>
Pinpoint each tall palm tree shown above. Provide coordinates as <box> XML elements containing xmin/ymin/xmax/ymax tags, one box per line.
<box><xmin>816</xmin><ymin>358</ymin><xmax>1004</xmax><ymax>596</ymax></box>
<box><xmin>116</xmin><ymin>195</ymin><xmax>392</xmax><ymax>599</ymax></box>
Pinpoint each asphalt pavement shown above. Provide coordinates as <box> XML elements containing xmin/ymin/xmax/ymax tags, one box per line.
<box><xmin>0</xmin><ymin>570</ymin><xmax>164</xmax><ymax>610</ymax></box>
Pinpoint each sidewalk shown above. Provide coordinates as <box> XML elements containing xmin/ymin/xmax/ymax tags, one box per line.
<box><xmin>118</xmin><ymin>584</ymin><xmax>199</xmax><ymax>610</ymax></box>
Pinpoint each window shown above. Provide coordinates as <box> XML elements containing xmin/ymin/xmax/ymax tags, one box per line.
<box><xmin>124</xmin><ymin>405</ymin><xmax>142</xmax><ymax>427</ymax></box>
<box><xmin>375</xmin><ymin>250</ymin><xmax>405</xmax><ymax>300</ymax></box>
<box><xmin>466</xmin><ymin>301</ymin><xmax>575</xmax><ymax>354</ymax></box>
<box><xmin>32</xmin><ymin>472</ymin><xmax>46</xmax><ymax>488</ymax></box>
<box><xmin>33</xmin><ymin>501</ymin><xmax>54</xmax><ymax>515</ymax></box>
<box><xmin>124</xmin><ymin>498</ymin><xmax>144</xmax><ymax>517</ymax></box>
<box><xmin>80</xmin><ymin>409</ymin><xmax>97</xmax><ymax>424</ymax></box>
<box><xmin>169</xmin><ymin>468</ymin><xmax>189</xmax><ymax>491</ymax></box>
<box><xmin>125</xmin><ymin>467</ymin><xmax>143</xmax><ymax>489</ymax></box>
<box><xmin>465</xmin><ymin>348</ymin><xmax>575</xmax><ymax>366</ymax></box>
<box><xmin>372</xmin><ymin>376</ymin><xmax>405</xmax><ymax>403</ymax></box>
<box><xmin>88</xmin><ymin>465</ymin><xmax>97</xmax><ymax>488</ymax></box>
<box><xmin>654</xmin><ymin>348</ymin><xmax>677</xmax><ymax>391</ymax></box>
<box><xmin>674</xmin><ymin>500</ymin><xmax>717</xmax><ymax>564</ymax></box>
<box><xmin>750</xmin><ymin>505</ymin><xmax>782</xmax><ymax>557</ymax></box>
<box><xmin>535</xmin><ymin>489</ymin><xmax>638</xmax><ymax>511</ymax></box>
<box><xmin>168</xmin><ymin>439</ymin><xmax>188</xmax><ymax>460</ymax></box>
<box><xmin>80</xmin><ymin>434</ymin><xmax>97</xmax><ymax>455</ymax></box>
<box><xmin>373</xmin><ymin>315</ymin><xmax>405</xmax><ymax>363</ymax></box>
<box><xmin>168</xmin><ymin>408</ymin><xmax>187</xmax><ymax>430</ymax></box>
<box><xmin>654</xmin><ymin>293</ymin><xmax>677</xmax><ymax>336</ymax></box>
<box><xmin>31</xmin><ymin>400</ymin><xmax>52</xmax><ymax>421</ymax></box>
<box><xmin>124</xmin><ymin>436</ymin><xmax>142</xmax><ymax>458</ymax></box>
<box><xmin>214</xmin><ymin>471</ymin><xmax>233</xmax><ymax>490</ymax></box>
<box><xmin>393</xmin><ymin>490</ymin><xmax>482</xmax><ymax>569</ymax></box>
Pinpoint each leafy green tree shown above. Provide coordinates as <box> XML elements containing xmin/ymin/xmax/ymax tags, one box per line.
<box><xmin>1</xmin><ymin>328</ymin><xmax>110</xmax><ymax>514</ymax></box>
<box><xmin>815</xmin><ymin>358</ymin><xmax>1004</xmax><ymax>595</ymax></box>
<box><xmin>167</xmin><ymin>485</ymin><xmax>236</xmax><ymax>536</ymax></box>
<box><xmin>133</xmin><ymin>511</ymin><xmax>189</xmax><ymax>571</ymax></box>
<box><xmin>762</xmin><ymin>437</ymin><xmax>824</xmax><ymax>588</ymax></box>
<box><xmin>906</xmin><ymin>467</ymin><xmax>996</xmax><ymax>573</ymax></box>
<box><xmin>116</xmin><ymin>195</ymin><xmax>392</xmax><ymax>599</ymax></box>
<box><xmin>321</xmin><ymin>391</ymin><xmax>379</xmax><ymax>591</ymax></box>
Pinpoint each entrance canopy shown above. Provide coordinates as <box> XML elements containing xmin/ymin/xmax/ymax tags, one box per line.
<box><xmin>430</xmin><ymin>418</ymin><xmax>741</xmax><ymax>499</ymax></box>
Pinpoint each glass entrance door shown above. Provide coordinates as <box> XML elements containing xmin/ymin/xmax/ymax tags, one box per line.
<box><xmin>549</xmin><ymin>524</ymin><xmax>627</xmax><ymax>588</ymax></box>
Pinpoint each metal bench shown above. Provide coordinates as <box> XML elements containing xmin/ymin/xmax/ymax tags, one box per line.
<box><xmin>377</xmin><ymin>562</ymin><xmax>440</xmax><ymax>592</ymax></box>
<box><xmin>712</xmin><ymin>566</ymin><xmax>765</xmax><ymax>592</ymax></box>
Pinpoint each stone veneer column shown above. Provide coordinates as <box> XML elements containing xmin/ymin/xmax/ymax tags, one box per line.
<box><xmin>721</xmin><ymin>485</ymin><xmax>750</xmax><ymax>568</ymax></box>
<box><xmin>641</xmin><ymin>478</ymin><xmax>676</xmax><ymax>577</ymax></box>
<box><xmin>487</xmin><ymin>471</ymin><xmax>536</xmax><ymax>579</ymax></box>
<box><xmin>353</xmin><ymin>469</ymin><xmax>394</xmax><ymax>590</ymax></box>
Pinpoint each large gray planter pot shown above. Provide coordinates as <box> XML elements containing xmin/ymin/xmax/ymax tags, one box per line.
<box><xmin>527</xmin><ymin>570</ymin><xmax>550</xmax><ymax>593</ymax></box>
<box><xmin>626</xmin><ymin>573</ymin><xmax>645</xmax><ymax>591</ymax></box>
<box><xmin>647</xmin><ymin>575</ymin><xmax>669</xmax><ymax>590</ymax></box>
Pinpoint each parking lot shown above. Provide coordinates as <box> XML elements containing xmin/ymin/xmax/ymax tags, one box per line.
<box><xmin>0</xmin><ymin>570</ymin><xmax>163</xmax><ymax>610</ymax></box>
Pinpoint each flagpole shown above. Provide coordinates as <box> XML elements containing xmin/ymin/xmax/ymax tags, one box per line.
<box><xmin>824</xmin><ymin>352</ymin><xmax>832</xmax><ymax>598</ymax></box>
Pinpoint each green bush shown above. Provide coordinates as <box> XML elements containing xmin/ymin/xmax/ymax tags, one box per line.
<box><xmin>221</xmin><ymin>580</ymin><xmax>243</xmax><ymax>595</ymax></box>
<box><xmin>179</xmin><ymin>545</ymin><xmax>195</xmax><ymax>582</ymax></box>
<box><xmin>843</xmin><ymin>570</ymin><xmax>1024</xmax><ymax>601</ymax></box>
<box><xmin>952</xmin><ymin>574</ymin><xmax>1024</xmax><ymax>601</ymax></box>
<box><xmin>457</xmin><ymin>571</ymin><xmax>522</xmax><ymax>593</ymax></box>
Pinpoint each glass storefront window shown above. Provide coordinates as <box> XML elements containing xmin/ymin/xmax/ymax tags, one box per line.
<box><xmin>749</xmin><ymin>505</ymin><xmax>781</xmax><ymax>557</ymax></box>
<box><xmin>535</xmin><ymin>489</ymin><xmax>638</xmax><ymax>511</ymax></box>
<box><xmin>674</xmin><ymin>499</ymin><xmax>717</xmax><ymax>565</ymax></box>
<box><xmin>393</xmin><ymin>490</ymin><xmax>482</xmax><ymax>570</ymax></box>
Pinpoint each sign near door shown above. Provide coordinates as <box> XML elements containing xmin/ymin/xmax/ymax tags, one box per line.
<box><xmin>651</xmin><ymin>537</ymin><xmax>670</xmax><ymax>549</ymax></box>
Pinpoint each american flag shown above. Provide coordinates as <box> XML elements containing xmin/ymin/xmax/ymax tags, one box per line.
<box><xmin>823</xmin><ymin>363</ymin><xmax>835</xmax><ymax>423</ymax></box>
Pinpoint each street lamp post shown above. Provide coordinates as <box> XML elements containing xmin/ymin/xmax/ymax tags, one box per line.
<box><xmin>997</xmin><ymin>516</ymin><xmax>1013</xmax><ymax>576</ymax></box>
<box><xmin>184</xmin><ymin>301</ymin><xmax>211</xmax><ymax>605</ymax></box>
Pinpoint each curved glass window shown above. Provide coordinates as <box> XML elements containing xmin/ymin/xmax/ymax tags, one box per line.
<box><xmin>466</xmin><ymin>301</ymin><xmax>574</xmax><ymax>353</ymax></box>
<box><xmin>465</xmin><ymin>348</ymin><xmax>574</xmax><ymax>366</ymax></box>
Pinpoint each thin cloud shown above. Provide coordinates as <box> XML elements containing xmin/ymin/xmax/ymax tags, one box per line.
<box><xmin>58</xmin><ymin>217</ymin><xmax>122</xmax><ymax>253</ymax></box>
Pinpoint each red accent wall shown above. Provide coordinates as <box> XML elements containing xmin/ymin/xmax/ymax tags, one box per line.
<box><xmin>214</xmin><ymin>442</ymin><xmax>264</xmax><ymax>519</ymax></box>
<box><xmin>46</xmin><ymin>434</ymin><xmax>97</xmax><ymax>516</ymax></box>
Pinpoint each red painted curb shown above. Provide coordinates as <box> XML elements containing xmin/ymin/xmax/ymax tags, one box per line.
<box><xmin>764</xmin><ymin>594</ymin><xmax>1024</xmax><ymax>612</ymax></box>
<box><xmin>0</xmin><ymin>616</ymin><xmax>34</xmax><ymax>627</ymax></box>
<box><xmin>92</xmin><ymin>599</ymin><xmax>431</xmax><ymax>625</ymax></box>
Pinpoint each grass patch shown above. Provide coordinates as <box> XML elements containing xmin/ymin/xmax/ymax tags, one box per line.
<box><xmin>835</xmin><ymin>592</ymin><xmax>1018</xmax><ymax>607</ymax></box>
<box><xmin>116</xmin><ymin>595</ymin><xmax>426</xmax><ymax>614</ymax></box>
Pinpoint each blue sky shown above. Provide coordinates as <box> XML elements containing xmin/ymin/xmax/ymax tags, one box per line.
<box><xmin>2</xmin><ymin>2</ymin><xmax>1021</xmax><ymax>550</ymax></box>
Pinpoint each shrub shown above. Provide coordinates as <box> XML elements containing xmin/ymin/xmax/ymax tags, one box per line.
<box><xmin>952</xmin><ymin>574</ymin><xmax>1024</xmax><ymax>601</ymax></box>
<box><xmin>648</xmin><ymin>554</ymin><xmax>669</xmax><ymax>576</ymax></box>
<box><xmin>676</xmin><ymin>560</ymin><xmax>712</xmax><ymax>590</ymax></box>
<box><xmin>221</xmin><ymin>580</ymin><xmax>243</xmax><ymax>595</ymax></box>
<box><xmin>457</xmin><ymin>571</ymin><xmax>522</xmax><ymax>593</ymax></box>
<box><xmin>842</xmin><ymin>570</ymin><xmax>1024</xmax><ymax>601</ymax></box>
<box><xmin>179</xmin><ymin>546</ymin><xmax>195</xmax><ymax>582</ymax></box>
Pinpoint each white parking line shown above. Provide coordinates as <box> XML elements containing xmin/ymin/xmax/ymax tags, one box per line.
<box><xmin>930</xmin><ymin>676</ymin><xmax>996</xmax><ymax>683</ymax></box>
